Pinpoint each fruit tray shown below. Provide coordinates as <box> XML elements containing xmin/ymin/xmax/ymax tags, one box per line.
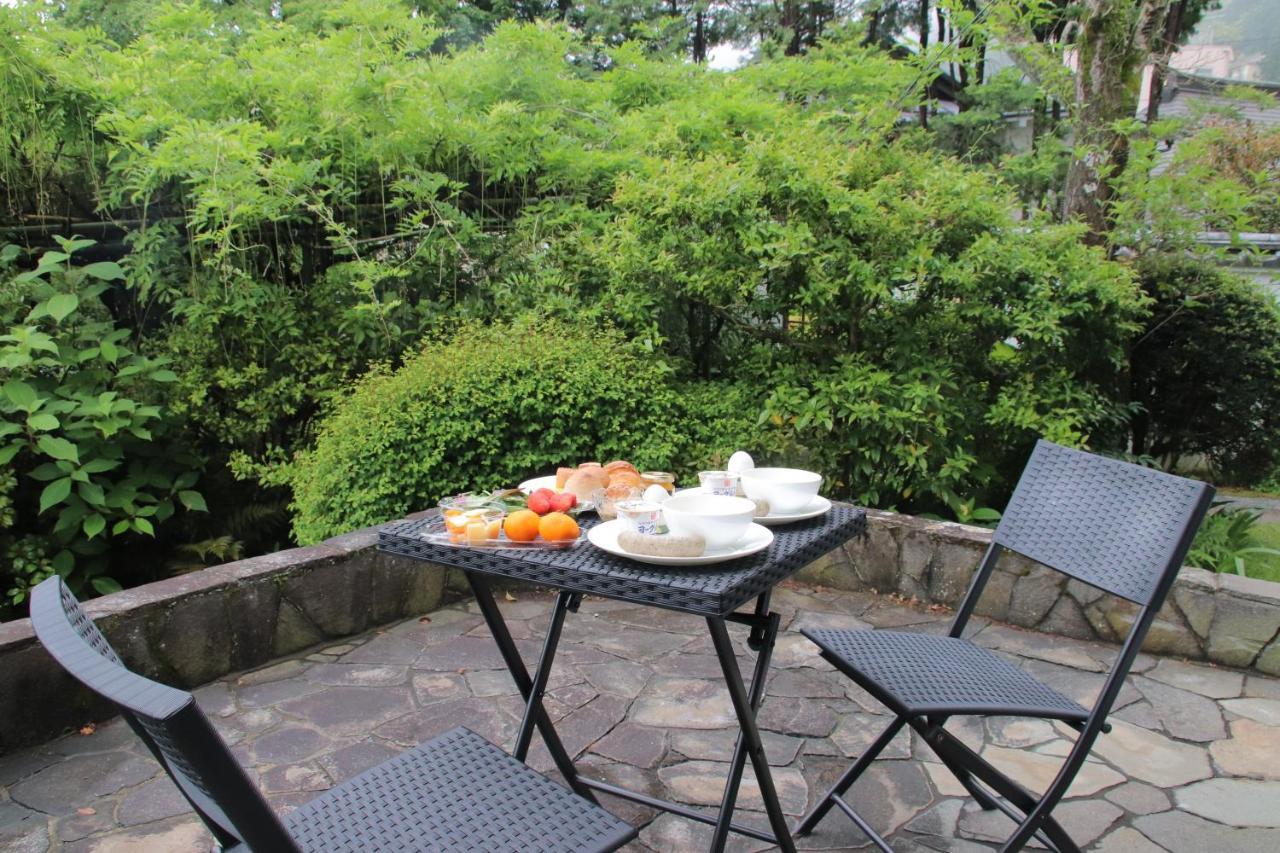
<box><xmin>417</xmin><ymin>531</ymin><xmax>585</xmax><ymax>550</ymax></box>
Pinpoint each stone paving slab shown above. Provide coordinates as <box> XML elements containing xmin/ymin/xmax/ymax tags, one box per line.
<box><xmin>2</xmin><ymin>582</ymin><xmax>1279</xmax><ymax>852</ymax></box>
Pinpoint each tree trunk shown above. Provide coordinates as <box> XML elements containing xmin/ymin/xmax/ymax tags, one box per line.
<box><xmin>1062</xmin><ymin>0</ymin><xmax>1171</xmax><ymax>244</ymax></box>
<box><xmin>863</xmin><ymin>9</ymin><xmax>881</xmax><ymax>46</ymax></box>
<box><xmin>937</xmin><ymin>4</ymin><xmax>949</xmax><ymax>81</ymax></box>
<box><xmin>975</xmin><ymin>36</ymin><xmax>986</xmax><ymax>87</ymax></box>
<box><xmin>693</xmin><ymin>10</ymin><xmax>707</xmax><ymax>63</ymax></box>
<box><xmin>783</xmin><ymin>1</ymin><xmax>803</xmax><ymax>56</ymax></box>
<box><xmin>957</xmin><ymin>0</ymin><xmax>987</xmax><ymax>103</ymax></box>
<box><xmin>1146</xmin><ymin>0</ymin><xmax>1188</xmax><ymax>123</ymax></box>
<box><xmin>918</xmin><ymin>0</ymin><xmax>930</xmax><ymax>127</ymax></box>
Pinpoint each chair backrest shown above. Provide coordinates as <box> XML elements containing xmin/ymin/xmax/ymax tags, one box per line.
<box><xmin>992</xmin><ymin>439</ymin><xmax>1214</xmax><ymax>607</ymax></box>
<box><xmin>950</xmin><ymin>440</ymin><xmax>1213</xmax><ymax>706</ymax></box>
<box><xmin>30</xmin><ymin>577</ymin><xmax>299</xmax><ymax>853</ymax></box>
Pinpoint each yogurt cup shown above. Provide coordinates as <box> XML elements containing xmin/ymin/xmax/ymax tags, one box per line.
<box><xmin>698</xmin><ymin>470</ymin><xmax>740</xmax><ymax>497</ymax></box>
<box><xmin>617</xmin><ymin>499</ymin><xmax>663</xmax><ymax>535</ymax></box>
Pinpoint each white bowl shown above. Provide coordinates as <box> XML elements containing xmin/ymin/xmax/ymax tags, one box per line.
<box><xmin>661</xmin><ymin>493</ymin><xmax>757</xmax><ymax>550</ymax></box>
<box><xmin>740</xmin><ymin>468</ymin><xmax>823</xmax><ymax>514</ymax></box>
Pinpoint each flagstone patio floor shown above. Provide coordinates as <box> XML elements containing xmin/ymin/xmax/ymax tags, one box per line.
<box><xmin>2</xmin><ymin>581</ymin><xmax>1279</xmax><ymax>852</ymax></box>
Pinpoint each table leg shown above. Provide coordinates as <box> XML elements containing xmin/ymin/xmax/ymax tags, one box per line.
<box><xmin>707</xmin><ymin>616</ymin><xmax>797</xmax><ymax>853</ymax></box>
<box><xmin>710</xmin><ymin>598</ymin><xmax>779</xmax><ymax>851</ymax></box>
<box><xmin>465</xmin><ymin>572</ymin><xmax>598</xmax><ymax>803</ymax></box>
<box><xmin>513</xmin><ymin>590</ymin><xmax>573</xmax><ymax>760</ymax></box>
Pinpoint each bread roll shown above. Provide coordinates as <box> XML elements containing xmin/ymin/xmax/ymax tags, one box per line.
<box><xmin>555</xmin><ymin>467</ymin><xmax>575</xmax><ymax>489</ymax></box>
<box><xmin>603</xmin><ymin>460</ymin><xmax>638</xmax><ymax>478</ymax></box>
<box><xmin>606</xmin><ymin>470</ymin><xmax>643</xmax><ymax>490</ymax></box>
<box><xmin>564</xmin><ymin>468</ymin><xmax>607</xmax><ymax>502</ymax></box>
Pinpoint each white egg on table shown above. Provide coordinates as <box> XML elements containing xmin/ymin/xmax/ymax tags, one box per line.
<box><xmin>643</xmin><ymin>484</ymin><xmax>671</xmax><ymax>504</ymax></box>
<box><xmin>727</xmin><ymin>450</ymin><xmax>755</xmax><ymax>474</ymax></box>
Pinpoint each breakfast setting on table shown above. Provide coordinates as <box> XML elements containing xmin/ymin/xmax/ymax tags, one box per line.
<box><xmin>382</xmin><ymin>453</ymin><xmax>865</xmax><ymax>853</ymax></box>
<box><xmin>429</xmin><ymin>451</ymin><xmax>831</xmax><ymax>566</ymax></box>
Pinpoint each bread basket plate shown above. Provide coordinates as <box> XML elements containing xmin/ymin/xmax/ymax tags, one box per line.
<box><xmin>518</xmin><ymin>475</ymin><xmax>597</xmax><ymax>511</ymax></box>
<box><xmin>587</xmin><ymin>519</ymin><xmax>773</xmax><ymax>566</ymax></box>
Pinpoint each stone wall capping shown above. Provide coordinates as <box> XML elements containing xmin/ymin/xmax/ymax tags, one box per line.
<box><xmin>1178</xmin><ymin>567</ymin><xmax>1222</xmax><ymax>592</ymax></box>
<box><xmin>1218</xmin><ymin>571</ymin><xmax>1280</xmax><ymax>604</ymax></box>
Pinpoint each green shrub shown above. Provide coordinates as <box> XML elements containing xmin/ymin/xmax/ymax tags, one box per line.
<box><xmin>0</xmin><ymin>240</ymin><xmax>204</xmax><ymax>612</ymax></box>
<box><xmin>1130</xmin><ymin>256</ymin><xmax>1280</xmax><ymax>484</ymax></box>
<box><xmin>289</xmin><ymin>320</ymin><xmax>692</xmax><ymax>543</ymax></box>
<box><xmin>591</xmin><ymin>131</ymin><xmax>1144</xmax><ymax>511</ymax></box>
<box><xmin>667</xmin><ymin>381</ymin><xmax>768</xmax><ymax>480</ymax></box>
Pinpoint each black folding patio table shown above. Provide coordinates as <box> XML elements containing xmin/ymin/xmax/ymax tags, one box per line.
<box><xmin>378</xmin><ymin>503</ymin><xmax>867</xmax><ymax>852</ymax></box>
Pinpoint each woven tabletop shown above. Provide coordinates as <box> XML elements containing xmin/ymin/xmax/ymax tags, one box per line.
<box><xmin>378</xmin><ymin>503</ymin><xmax>866</xmax><ymax>617</ymax></box>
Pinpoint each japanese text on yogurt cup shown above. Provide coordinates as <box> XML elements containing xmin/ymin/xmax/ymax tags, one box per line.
<box><xmin>617</xmin><ymin>500</ymin><xmax>662</xmax><ymax>535</ymax></box>
<box><xmin>698</xmin><ymin>470</ymin><xmax>740</xmax><ymax>497</ymax></box>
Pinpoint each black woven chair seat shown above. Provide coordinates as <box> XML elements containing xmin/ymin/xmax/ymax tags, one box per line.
<box><xmin>802</xmin><ymin>629</ymin><xmax>1089</xmax><ymax>721</ymax></box>
<box><xmin>284</xmin><ymin>726</ymin><xmax>633</xmax><ymax>852</ymax></box>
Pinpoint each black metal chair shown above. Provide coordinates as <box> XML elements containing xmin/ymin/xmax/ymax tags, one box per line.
<box><xmin>30</xmin><ymin>576</ymin><xmax>636</xmax><ymax>852</ymax></box>
<box><xmin>795</xmin><ymin>439</ymin><xmax>1214</xmax><ymax>853</ymax></box>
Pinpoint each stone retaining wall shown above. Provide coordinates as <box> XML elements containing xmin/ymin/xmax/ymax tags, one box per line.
<box><xmin>0</xmin><ymin>525</ymin><xmax>448</xmax><ymax>753</ymax></box>
<box><xmin>3</xmin><ymin>507</ymin><xmax>1279</xmax><ymax>753</ymax></box>
<box><xmin>798</xmin><ymin>509</ymin><xmax>1280</xmax><ymax>676</ymax></box>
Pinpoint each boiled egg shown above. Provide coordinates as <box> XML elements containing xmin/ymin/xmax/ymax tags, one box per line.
<box><xmin>727</xmin><ymin>450</ymin><xmax>755</xmax><ymax>474</ymax></box>
<box><xmin>642</xmin><ymin>484</ymin><xmax>671</xmax><ymax>504</ymax></box>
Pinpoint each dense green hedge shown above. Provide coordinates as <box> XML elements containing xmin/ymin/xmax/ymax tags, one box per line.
<box><xmin>288</xmin><ymin>322</ymin><xmax>791</xmax><ymax>544</ymax></box>
<box><xmin>291</xmin><ymin>320</ymin><xmax>687</xmax><ymax>543</ymax></box>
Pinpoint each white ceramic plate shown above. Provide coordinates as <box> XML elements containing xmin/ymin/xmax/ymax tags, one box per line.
<box><xmin>754</xmin><ymin>495</ymin><xmax>832</xmax><ymax>526</ymax></box>
<box><xmin>518</xmin><ymin>475</ymin><xmax>596</xmax><ymax>510</ymax></box>
<box><xmin>587</xmin><ymin>519</ymin><xmax>774</xmax><ymax>566</ymax></box>
<box><xmin>518</xmin><ymin>475</ymin><xmax>557</xmax><ymax>494</ymax></box>
<box><xmin>678</xmin><ymin>488</ymin><xmax>831</xmax><ymax>526</ymax></box>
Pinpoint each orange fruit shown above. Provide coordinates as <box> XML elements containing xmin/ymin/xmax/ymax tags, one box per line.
<box><xmin>504</xmin><ymin>509</ymin><xmax>541</xmax><ymax>542</ymax></box>
<box><xmin>538</xmin><ymin>512</ymin><xmax>580</xmax><ymax>542</ymax></box>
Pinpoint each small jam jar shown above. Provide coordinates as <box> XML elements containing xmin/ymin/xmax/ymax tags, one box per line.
<box><xmin>616</xmin><ymin>499</ymin><xmax>663</xmax><ymax>535</ymax></box>
<box><xmin>698</xmin><ymin>470</ymin><xmax>740</xmax><ymax>497</ymax></box>
<box><xmin>640</xmin><ymin>471</ymin><xmax>676</xmax><ymax>494</ymax></box>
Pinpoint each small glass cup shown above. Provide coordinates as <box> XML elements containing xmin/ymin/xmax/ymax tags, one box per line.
<box><xmin>441</xmin><ymin>506</ymin><xmax>505</xmax><ymax>544</ymax></box>
<box><xmin>594</xmin><ymin>485</ymin><xmax>643</xmax><ymax>521</ymax></box>
<box><xmin>698</xmin><ymin>470</ymin><xmax>740</xmax><ymax>497</ymax></box>
<box><xmin>616</xmin><ymin>499</ymin><xmax>663</xmax><ymax>535</ymax></box>
<box><xmin>640</xmin><ymin>471</ymin><xmax>676</xmax><ymax>494</ymax></box>
<box><xmin>439</xmin><ymin>494</ymin><xmax>505</xmax><ymax>544</ymax></box>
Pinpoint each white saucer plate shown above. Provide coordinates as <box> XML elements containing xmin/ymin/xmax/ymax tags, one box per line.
<box><xmin>518</xmin><ymin>475</ymin><xmax>596</xmax><ymax>511</ymax></box>
<box><xmin>678</xmin><ymin>487</ymin><xmax>831</xmax><ymax>526</ymax></box>
<box><xmin>754</xmin><ymin>495</ymin><xmax>832</xmax><ymax>526</ymax></box>
<box><xmin>587</xmin><ymin>519</ymin><xmax>774</xmax><ymax>567</ymax></box>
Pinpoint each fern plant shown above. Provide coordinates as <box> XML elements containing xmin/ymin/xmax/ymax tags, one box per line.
<box><xmin>167</xmin><ymin>536</ymin><xmax>243</xmax><ymax>575</ymax></box>
<box><xmin>1187</xmin><ymin>502</ymin><xmax>1280</xmax><ymax>578</ymax></box>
